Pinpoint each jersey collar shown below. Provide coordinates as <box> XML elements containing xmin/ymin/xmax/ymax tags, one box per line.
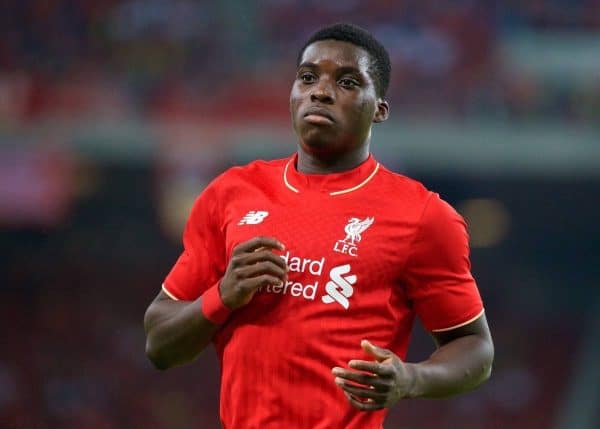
<box><xmin>283</xmin><ymin>153</ymin><xmax>380</xmax><ymax>196</ymax></box>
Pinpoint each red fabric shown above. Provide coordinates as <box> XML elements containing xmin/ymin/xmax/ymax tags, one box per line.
<box><xmin>201</xmin><ymin>283</ymin><xmax>232</xmax><ymax>325</ymax></box>
<box><xmin>163</xmin><ymin>154</ymin><xmax>483</xmax><ymax>429</ymax></box>
<box><xmin>403</xmin><ymin>192</ymin><xmax>483</xmax><ymax>331</ymax></box>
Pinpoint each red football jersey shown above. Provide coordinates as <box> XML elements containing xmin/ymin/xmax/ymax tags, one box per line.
<box><xmin>163</xmin><ymin>153</ymin><xmax>484</xmax><ymax>429</ymax></box>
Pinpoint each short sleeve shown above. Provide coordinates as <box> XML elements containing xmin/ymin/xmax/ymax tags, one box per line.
<box><xmin>162</xmin><ymin>182</ymin><xmax>226</xmax><ymax>301</ymax></box>
<box><xmin>403</xmin><ymin>193</ymin><xmax>484</xmax><ymax>332</ymax></box>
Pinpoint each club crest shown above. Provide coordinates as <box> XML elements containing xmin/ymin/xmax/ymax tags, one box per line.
<box><xmin>333</xmin><ymin>216</ymin><xmax>374</xmax><ymax>257</ymax></box>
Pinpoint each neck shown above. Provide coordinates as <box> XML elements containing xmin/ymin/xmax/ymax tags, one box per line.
<box><xmin>296</xmin><ymin>145</ymin><xmax>370</xmax><ymax>174</ymax></box>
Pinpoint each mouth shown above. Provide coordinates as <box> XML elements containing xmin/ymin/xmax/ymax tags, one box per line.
<box><xmin>303</xmin><ymin>108</ymin><xmax>335</xmax><ymax>125</ymax></box>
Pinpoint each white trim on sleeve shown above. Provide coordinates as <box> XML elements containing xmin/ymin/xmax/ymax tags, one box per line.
<box><xmin>161</xmin><ymin>283</ymin><xmax>180</xmax><ymax>301</ymax></box>
<box><xmin>431</xmin><ymin>309</ymin><xmax>485</xmax><ymax>332</ymax></box>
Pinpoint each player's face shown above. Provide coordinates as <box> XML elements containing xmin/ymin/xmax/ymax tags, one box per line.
<box><xmin>290</xmin><ymin>40</ymin><xmax>388</xmax><ymax>159</ymax></box>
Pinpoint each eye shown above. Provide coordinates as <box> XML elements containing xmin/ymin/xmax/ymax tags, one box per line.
<box><xmin>338</xmin><ymin>78</ymin><xmax>358</xmax><ymax>89</ymax></box>
<box><xmin>300</xmin><ymin>72</ymin><xmax>316</xmax><ymax>84</ymax></box>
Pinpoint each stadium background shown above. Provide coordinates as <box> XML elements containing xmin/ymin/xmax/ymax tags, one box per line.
<box><xmin>1</xmin><ymin>1</ymin><xmax>599</xmax><ymax>428</ymax></box>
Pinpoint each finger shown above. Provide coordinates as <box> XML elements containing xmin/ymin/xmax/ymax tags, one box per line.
<box><xmin>238</xmin><ymin>250</ymin><xmax>289</xmax><ymax>271</ymax></box>
<box><xmin>239</xmin><ymin>275</ymin><xmax>284</xmax><ymax>292</ymax></box>
<box><xmin>233</xmin><ymin>236</ymin><xmax>285</xmax><ymax>254</ymax></box>
<box><xmin>332</xmin><ymin>367</ymin><xmax>390</xmax><ymax>392</ymax></box>
<box><xmin>236</xmin><ymin>261</ymin><xmax>287</xmax><ymax>281</ymax></box>
<box><xmin>335</xmin><ymin>378</ymin><xmax>388</xmax><ymax>401</ymax></box>
<box><xmin>348</xmin><ymin>360</ymin><xmax>395</xmax><ymax>378</ymax></box>
<box><xmin>361</xmin><ymin>339</ymin><xmax>393</xmax><ymax>362</ymax></box>
<box><xmin>343</xmin><ymin>391</ymin><xmax>385</xmax><ymax>412</ymax></box>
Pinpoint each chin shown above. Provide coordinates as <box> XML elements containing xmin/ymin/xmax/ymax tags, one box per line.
<box><xmin>301</xmin><ymin>126</ymin><xmax>337</xmax><ymax>144</ymax></box>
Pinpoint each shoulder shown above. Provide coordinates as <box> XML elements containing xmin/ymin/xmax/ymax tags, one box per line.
<box><xmin>199</xmin><ymin>157</ymin><xmax>288</xmax><ymax>194</ymax></box>
<box><xmin>373</xmin><ymin>162</ymin><xmax>462</xmax><ymax>227</ymax></box>
<box><xmin>210</xmin><ymin>158</ymin><xmax>288</xmax><ymax>188</ymax></box>
<box><xmin>228</xmin><ymin>158</ymin><xmax>289</xmax><ymax>176</ymax></box>
<box><xmin>191</xmin><ymin>157</ymin><xmax>289</xmax><ymax>214</ymax></box>
<box><xmin>375</xmin><ymin>163</ymin><xmax>435</xmax><ymax>210</ymax></box>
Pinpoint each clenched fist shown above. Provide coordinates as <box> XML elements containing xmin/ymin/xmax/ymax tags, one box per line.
<box><xmin>219</xmin><ymin>236</ymin><xmax>288</xmax><ymax>310</ymax></box>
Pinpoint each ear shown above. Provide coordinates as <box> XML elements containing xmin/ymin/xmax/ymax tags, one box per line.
<box><xmin>373</xmin><ymin>99</ymin><xmax>389</xmax><ymax>123</ymax></box>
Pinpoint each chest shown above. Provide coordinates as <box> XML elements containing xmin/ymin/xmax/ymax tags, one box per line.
<box><xmin>222</xmin><ymin>189</ymin><xmax>416</xmax><ymax>311</ymax></box>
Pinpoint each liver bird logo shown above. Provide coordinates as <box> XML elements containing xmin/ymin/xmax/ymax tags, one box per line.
<box><xmin>342</xmin><ymin>217</ymin><xmax>375</xmax><ymax>246</ymax></box>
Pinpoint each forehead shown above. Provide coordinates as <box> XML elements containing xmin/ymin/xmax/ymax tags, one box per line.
<box><xmin>300</xmin><ymin>40</ymin><xmax>372</xmax><ymax>74</ymax></box>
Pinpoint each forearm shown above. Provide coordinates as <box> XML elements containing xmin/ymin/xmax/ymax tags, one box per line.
<box><xmin>144</xmin><ymin>296</ymin><xmax>219</xmax><ymax>370</ymax></box>
<box><xmin>407</xmin><ymin>334</ymin><xmax>494</xmax><ymax>398</ymax></box>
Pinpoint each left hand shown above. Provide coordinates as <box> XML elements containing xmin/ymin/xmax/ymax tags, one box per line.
<box><xmin>332</xmin><ymin>340</ymin><xmax>415</xmax><ymax>411</ymax></box>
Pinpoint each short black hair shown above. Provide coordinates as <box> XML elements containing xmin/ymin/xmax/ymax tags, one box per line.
<box><xmin>297</xmin><ymin>23</ymin><xmax>391</xmax><ymax>98</ymax></box>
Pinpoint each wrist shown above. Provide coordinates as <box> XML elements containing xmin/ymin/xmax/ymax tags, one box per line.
<box><xmin>404</xmin><ymin>361</ymin><xmax>451</xmax><ymax>399</ymax></box>
<box><xmin>403</xmin><ymin>363</ymin><xmax>421</xmax><ymax>398</ymax></box>
<box><xmin>403</xmin><ymin>362</ymin><xmax>436</xmax><ymax>399</ymax></box>
<box><xmin>201</xmin><ymin>282</ymin><xmax>232</xmax><ymax>325</ymax></box>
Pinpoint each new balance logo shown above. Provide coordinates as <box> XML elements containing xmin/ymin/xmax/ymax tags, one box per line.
<box><xmin>322</xmin><ymin>264</ymin><xmax>356</xmax><ymax>310</ymax></box>
<box><xmin>238</xmin><ymin>210</ymin><xmax>269</xmax><ymax>225</ymax></box>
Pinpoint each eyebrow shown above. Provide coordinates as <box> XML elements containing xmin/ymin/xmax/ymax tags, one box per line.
<box><xmin>297</xmin><ymin>62</ymin><xmax>363</xmax><ymax>76</ymax></box>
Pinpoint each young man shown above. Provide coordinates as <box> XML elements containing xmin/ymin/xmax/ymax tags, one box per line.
<box><xmin>144</xmin><ymin>23</ymin><xmax>494</xmax><ymax>429</ymax></box>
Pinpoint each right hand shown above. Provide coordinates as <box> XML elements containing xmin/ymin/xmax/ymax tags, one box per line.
<box><xmin>219</xmin><ymin>236</ymin><xmax>288</xmax><ymax>310</ymax></box>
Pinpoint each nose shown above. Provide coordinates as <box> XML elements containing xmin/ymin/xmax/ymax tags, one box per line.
<box><xmin>310</xmin><ymin>79</ymin><xmax>334</xmax><ymax>104</ymax></box>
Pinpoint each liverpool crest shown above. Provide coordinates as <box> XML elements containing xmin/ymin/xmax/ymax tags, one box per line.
<box><xmin>333</xmin><ymin>216</ymin><xmax>374</xmax><ymax>257</ymax></box>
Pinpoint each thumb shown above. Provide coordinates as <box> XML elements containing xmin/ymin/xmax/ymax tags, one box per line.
<box><xmin>361</xmin><ymin>339</ymin><xmax>393</xmax><ymax>362</ymax></box>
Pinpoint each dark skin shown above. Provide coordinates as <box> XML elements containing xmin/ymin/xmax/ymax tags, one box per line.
<box><xmin>144</xmin><ymin>39</ymin><xmax>494</xmax><ymax>410</ymax></box>
<box><xmin>144</xmin><ymin>237</ymin><xmax>287</xmax><ymax>369</ymax></box>
<box><xmin>290</xmin><ymin>40</ymin><xmax>389</xmax><ymax>173</ymax></box>
<box><xmin>332</xmin><ymin>316</ymin><xmax>493</xmax><ymax>410</ymax></box>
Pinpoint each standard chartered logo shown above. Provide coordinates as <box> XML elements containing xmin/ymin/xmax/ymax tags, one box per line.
<box><xmin>258</xmin><ymin>252</ymin><xmax>356</xmax><ymax>310</ymax></box>
<box><xmin>321</xmin><ymin>264</ymin><xmax>356</xmax><ymax>310</ymax></box>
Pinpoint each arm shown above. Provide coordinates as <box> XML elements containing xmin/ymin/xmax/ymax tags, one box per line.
<box><xmin>333</xmin><ymin>194</ymin><xmax>493</xmax><ymax>409</ymax></box>
<box><xmin>332</xmin><ymin>313</ymin><xmax>494</xmax><ymax>410</ymax></box>
<box><xmin>412</xmin><ymin>312</ymin><xmax>493</xmax><ymax>397</ymax></box>
<box><xmin>144</xmin><ymin>236</ymin><xmax>288</xmax><ymax>370</ymax></box>
<box><xmin>144</xmin><ymin>290</ymin><xmax>218</xmax><ymax>370</ymax></box>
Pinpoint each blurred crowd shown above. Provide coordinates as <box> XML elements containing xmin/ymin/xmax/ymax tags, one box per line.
<box><xmin>1</xmin><ymin>0</ymin><xmax>600</xmax><ymax>125</ymax></box>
